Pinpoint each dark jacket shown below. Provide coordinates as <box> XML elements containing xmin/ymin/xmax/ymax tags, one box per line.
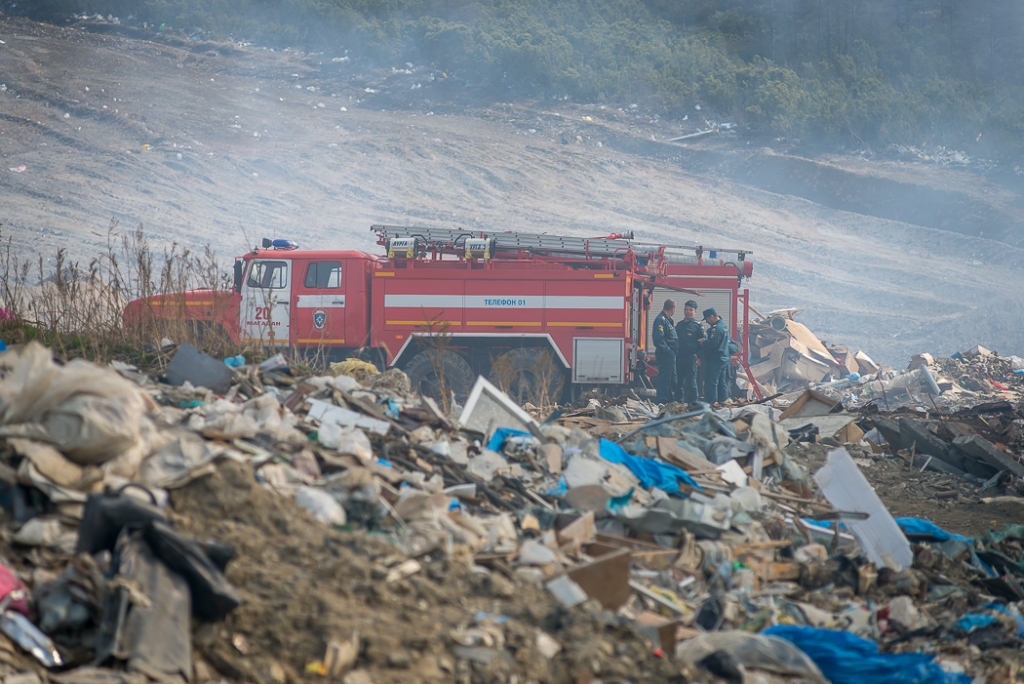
<box><xmin>675</xmin><ymin>318</ymin><xmax>705</xmax><ymax>355</ymax></box>
<box><xmin>653</xmin><ymin>311</ymin><xmax>678</xmax><ymax>353</ymax></box>
<box><xmin>703</xmin><ymin>319</ymin><xmax>731</xmax><ymax>364</ymax></box>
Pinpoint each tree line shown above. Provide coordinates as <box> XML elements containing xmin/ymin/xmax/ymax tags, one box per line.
<box><xmin>17</xmin><ymin>0</ymin><xmax>1024</xmax><ymax>161</ymax></box>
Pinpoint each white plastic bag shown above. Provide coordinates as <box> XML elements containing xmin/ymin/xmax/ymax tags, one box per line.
<box><xmin>319</xmin><ymin>425</ymin><xmax>373</xmax><ymax>464</ymax></box>
<box><xmin>295</xmin><ymin>487</ymin><xmax>346</xmax><ymax>526</ymax></box>
<box><xmin>0</xmin><ymin>342</ymin><xmax>154</xmax><ymax>465</ymax></box>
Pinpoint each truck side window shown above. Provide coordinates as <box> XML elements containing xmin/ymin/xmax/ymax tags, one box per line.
<box><xmin>247</xmin><ymin>261</ymin><xmax>288</xmax><ymax>289</ymax></box>
<box><xmin>304</xmin><ymin>262</ymin><xmax>342</xmax><ymax>289</ymax></box>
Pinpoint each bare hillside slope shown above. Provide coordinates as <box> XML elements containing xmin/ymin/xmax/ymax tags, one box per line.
<box><xmin>1</xmin><ymin>14</ymin><xmax>1021</xmax><ymax>364</ymax></box>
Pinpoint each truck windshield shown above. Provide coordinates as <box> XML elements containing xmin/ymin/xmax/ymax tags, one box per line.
<box><xmin>247</xmin><ymin>261</ymin><xmax>288</xmax><ymax>289</ymax></box>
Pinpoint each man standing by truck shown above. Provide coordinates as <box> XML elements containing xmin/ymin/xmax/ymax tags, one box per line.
<box><xmin>700</xmin><ymin>307</ymin><xmax>731</xmax><ymax>405</ymax></box>
<box><xmin>652</xmin><ymin>299</ymin><xmax>678</xmax><ymax>404</ymax></box>
<box><xmin>675</xmin><ymin>300</ymin><xmax>705</xmax><ymax>404</ymax></box>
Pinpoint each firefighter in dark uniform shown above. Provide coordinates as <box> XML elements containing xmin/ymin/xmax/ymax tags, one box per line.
<box><xmin>700</xmin><ymin>307</ymin><xmax>731</xmax><ymax>404</ymax></box>
<box><xmin>675</xmin><ymin>299</ymin><xmax>705</xmax><ymax>404</ymax></box>
<box><xmin>652</xmin><ymin>299</ymin><xmax>678</xmax><ymax>404</ymax></box>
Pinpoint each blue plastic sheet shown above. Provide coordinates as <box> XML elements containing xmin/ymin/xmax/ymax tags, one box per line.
<box><xmin>955</xmin><ymin>603</ymin><xmax>1024</xmax><ymax>637</ymax></box>
<box><xmin>955</xmin><ymin>613</ymin><xmax>997</xmax><ymax>634</ymax></box>
<box><xmin>487</xmin><ymin>427</ymin><xmax>532</xmax><ymax>452</ymax></box>
<box><xmin>597</xmin><ymin>439</ymin><xmax>700</xmax><ymax>495</ymax></box>
<box><xmin>763</xmin><ymin>626</ymin><xmax>971</xmax><ymax>684</ymax></box>
<box><xmin>808</xmin><ymin>517</ymin><xmax>972</xmax><ymax>543</ymax></box>
<box><xmin>545</xmin><ymin>476</ymin><xmax>567</xmax><ymax>497</ymax></box>
<box><xmin>607</xmin><ymin>489</ymin><xmax>633</xmax><ymax>513</ymax></box>
<box><xmin>896</xmin><ymin>517</ymin><xmax>970</xmax><ymax>542</ymax></box>
<box><xmin>383</xmin><ymin>399</ymin><xmax>401</xmax><ymax>419</ymax></box>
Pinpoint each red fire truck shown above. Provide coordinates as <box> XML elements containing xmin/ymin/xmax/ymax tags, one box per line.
<box><xmin>124</xmin><ymin>225</ymin><xmax>755</xmax><ymax>401</ymax></box>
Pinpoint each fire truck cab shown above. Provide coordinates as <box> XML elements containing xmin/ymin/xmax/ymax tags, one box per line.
<box><xmin>234</xmin><ymin>249</ymin><xmax>377</xmax><ymax>354</ymax></box>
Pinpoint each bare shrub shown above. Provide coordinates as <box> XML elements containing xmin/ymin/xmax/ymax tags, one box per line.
<box><xmin>0</xmin><ymin>221</ymin><xmax>238</xmax><ymax>364</ymax></box>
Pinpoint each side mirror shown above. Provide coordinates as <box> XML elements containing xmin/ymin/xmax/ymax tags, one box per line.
<box><xmin>233</xmin><ymin>260</ymin><xmax>244</xmax><ymax>293</ymax></box>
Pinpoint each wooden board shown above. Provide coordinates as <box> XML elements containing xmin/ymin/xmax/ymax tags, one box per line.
<box><xmin>656</xmin><ymin>437</ymin><xmax>710</xmax><ymax>472</ymax></box>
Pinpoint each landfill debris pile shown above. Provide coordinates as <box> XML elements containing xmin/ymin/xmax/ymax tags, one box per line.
<box><xmin>745</xmin><ymin>310</ymin><xmax>882</xmax><ymax>396</ymax></box>
<box><xmin>745</xmin><ymin>311</ymin><xmax>1023</xmax><ymax>412</ymax></box>
<box><xmin>2</xmin><ymin>340</ymin><xmax>1024</xmax><ymax>683</ymax></box>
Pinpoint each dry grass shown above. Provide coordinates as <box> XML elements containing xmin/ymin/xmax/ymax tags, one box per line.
<box><xmin>531</xmin><ymin>348</ymin><xmax>565</xmax><ymax>410</ymax></box>
<box><xmin>419</xmin><ymin>310</ymin><xmax>456</xmax><ymax>414</ymax></box>
<box><xmin>491</xmin><ymin>347</ymin><xmax>565</xmax><ymax>411</ymax></box>
<box><xmin>0</xmin><ymin>221</ymin><xmax>242</xmax><ymax>366</ymax></box>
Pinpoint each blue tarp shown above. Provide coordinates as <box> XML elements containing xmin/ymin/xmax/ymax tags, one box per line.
<box><xmin>490</xmin><ymin>431</ymin><xmax>701</xmax><ymax>497</ymax></box>
<box><xmin>804</xmin><ymin>517</ymin><xmax>970</xmax><ymax>542</ymax></box>
<box><xmin>545</xmin><ymin>476</ymin><xmax>567</xmax><ymax>497</ymax></box>
<box><xmin>607</xmin><ymin>489</ymin><xmax>633</xmax><ymax>513</ymax></box>
<box><xmin>487</xmin><ymin>427</ymin><xmax>533</xmax><ymax>452</ymax></box>
<box><xmin>763</xmin><ymin>626</ymin><xmax>970</xmax><ymax>684</ymax></box>
<box><xmin>896</xmin><ymin>517</ymin><xmax>970</xmax><ymax>542</ymax></box>
<box><xmin>955</xmin><ymin>603</ymin><xmax>1024</xmax><ymax>637</ymax></box>
<box><xmin>598</xmin><ymin>439</ymin><xmax>700</xmax><ymax>495</ymax></box>
<box><xmin>954</xmin><ymin>613</ymin><xmax>997</xmax><ymax>634</ymax></box>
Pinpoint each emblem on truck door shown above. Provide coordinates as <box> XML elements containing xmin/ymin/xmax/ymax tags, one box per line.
<box><xmin>313</xmin><ymin>310</ymin><xmax>327</xmax><ymax>329</ymax></box>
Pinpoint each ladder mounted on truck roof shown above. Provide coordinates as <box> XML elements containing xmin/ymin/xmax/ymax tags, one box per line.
<box><xmin>371</xmin><ymin>224</ymin><xmax>752</xmax><ymax>264</ymax></box>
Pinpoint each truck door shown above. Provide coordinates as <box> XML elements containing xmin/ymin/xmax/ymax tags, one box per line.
<box><xmin>628</xmin><ymin>282</ymin><xmax>645</xmax><ymax>377</ymax></box>
<box><xmin>294</xmin><ymin>260</ymin><xmax>346</xmax><ymax>347</ymax></box>
<box><xmin>241</xmin><ymin>259</ymin><xmax>291</xmax><ymax>345</ymax></box>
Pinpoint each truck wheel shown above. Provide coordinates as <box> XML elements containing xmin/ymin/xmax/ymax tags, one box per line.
<box><xmin>404</xmin><ymin>349</ymin><xmax>475</xmax><ymax>405</ymax></box>
<box><xmin>490</xmin><ymin>348</ymin><xmax>566</xmax><ymax>406</ymax></box>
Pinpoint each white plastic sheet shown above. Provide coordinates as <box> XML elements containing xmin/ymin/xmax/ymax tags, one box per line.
<box><xmin>306</xmin><ymin>398</ymin><xmax>390</xmax><ymax>436</ymax></box>
<box><xmin>813</xmin><ymin>448</ymin><xmax>913</xmax><ymax>571</ymax></box>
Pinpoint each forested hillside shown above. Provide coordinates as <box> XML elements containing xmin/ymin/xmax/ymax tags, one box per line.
<box><xmin>10</xmin><ymin>0</ymin><xmax>1024</xmax><ymax>159</ymax></box>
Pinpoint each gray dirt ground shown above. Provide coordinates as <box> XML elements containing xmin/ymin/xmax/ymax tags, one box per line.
<box><xmin>1</xmin><ymin>14</ymin><xmax>1023</xmax><ymax>365</ymax></box>
<box><xmin>791</xmin><ymin>442</ymin><xmax>1024</xmax><ymax>538</ymax></box>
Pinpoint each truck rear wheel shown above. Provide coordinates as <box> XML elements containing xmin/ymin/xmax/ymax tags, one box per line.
<box><xmin>403</xmin><ymin>349</ymin><xmax>475</xmax><ymax>406</ymax></box>
<box><xmin>489</xmin><ymin>348</ymin><xmax>566</xmax><ymax>407</ymax></box>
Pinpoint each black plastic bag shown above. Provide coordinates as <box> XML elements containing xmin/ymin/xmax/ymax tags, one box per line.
<box><xmin>142</xmin><ymin>521</ymin><xmax>241</xmax><ymax>622</ymax></box>
<box><xmin>94</xmin><ymin>529</ymin><xmax>192</xmax><ymax>680</ymax></box>
<box><xmin>76</xmin><ymin>484</ymin><xmax>167</xmax><ymax>556</ymax></box>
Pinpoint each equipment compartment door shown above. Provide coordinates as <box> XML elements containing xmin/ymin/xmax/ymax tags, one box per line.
<box><xmin>241</xmin><ymin>259</ymin><xmax>291</xmax><ymax>345</ymax></box>
<box><xmin>294</xmin><ymin>260</ymin><xmax>346</xmax><ymax>347</ymax></box>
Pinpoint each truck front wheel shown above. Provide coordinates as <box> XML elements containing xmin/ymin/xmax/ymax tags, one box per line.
<box><xmin>489</xmin><ymin>348</ymin><xmax>566</xmax><ymax>407</ymax></box>
<box><xmin>403</xmin><ymin>349</ymin><xmax>475</xmax><ymax>406</ymax></box>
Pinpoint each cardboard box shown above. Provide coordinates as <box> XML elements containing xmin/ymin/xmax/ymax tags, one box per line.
<box><xmin>854</xmin><ymin>350</ymin><xmax>879</xmax><ymax>375</ymax></box>
<box><xmin>780</xmin><ymin>348</ymin><xmax>830</xmax><ymax>384</ymax></box>
<box><xmin>782</xmin><ymin>336</ymin><xmax>811</xmax><ymax>357</ymax></box>
<box><xmin>635</xmin><ymin>612</ymin><xmax>679</xmax><ymax>652</ymax></box>
<box><xmin>750</xmin><ymin>355</ymin><xmax>783</xmax><ymax>383</ymax></box>
<box><xmin>779</xmin><ymin>390</ymin><xmax>841</xmax><ymax>420</ymax></box>
<box><xmin>557</xmin><ymin>511</ymin><xmax>596</xmax><ymax>549</ymax></box>
<box><xmin>828</xmin><ymin>345</ymin><xmax>860</xmax><ymax>376</ymax></box>
<box><xmin>783</xmin><ymin>319</ymin><xmax>833</xmax><ymax>360</ymax></box>
<box><xmin>965</xmin><ymin>345</ymin><xmax>992</xmax><ymax>358</ymax></box>
<box><xmin>565</xmin><ymin>549</ymin><xmax>632</xmax><ymax>610</ymax></box>
<box><xmin>836</xmin><ymin>421</ymin><xmax>865</xmax><ymax>444</ymax></box>
<box><xmin>908</xmin><ymin>353</ymin><xmax>934</xmax><ymax>369</ymax></box>
<box><xmin>780</xmin><ymin>414</ymin><xmax>862</xmax><ymax>444</ymax></box>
